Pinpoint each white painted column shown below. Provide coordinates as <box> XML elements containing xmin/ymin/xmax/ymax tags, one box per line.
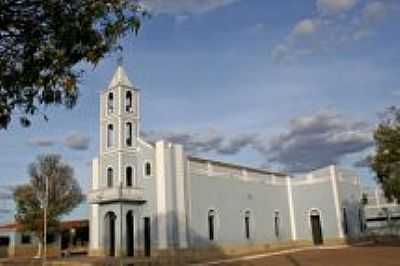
<box><xmin>90</xmin><ymin>204</ymin><xmax>100</xmax><ymax>250</ymax></box>
<box><xmin>90</xmin><ymin>159</ymin><xmax>100</xmax><ymax>251</ymax></box>
<box><xmin>330</xmin><ymin>165</ymin><xmax>344</xmax><ymax>239</ymax></box>
<box><xmin>286</xmin><ymin>176</ymin><xmax>297</xmax><ymax>241</ymax></box>
<box><xmin>174</xmin><ymin>145</ymin><xmax>188</xmax><ymax>248</ymax></box>
<box><xmin>156</xmin><ymin>141</ymin><xmax>168</xmax><ymax>249</ymax></box>
<box><xmin>92</xmin><ymin>158</ymin><xmax>100</xmax><ymax>190</ymax></box>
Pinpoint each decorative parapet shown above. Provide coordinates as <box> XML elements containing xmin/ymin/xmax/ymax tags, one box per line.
<box><xmin>87</xmin><ymin>187</ymin><xmax>145</xmax><ymax>204</ymax></box>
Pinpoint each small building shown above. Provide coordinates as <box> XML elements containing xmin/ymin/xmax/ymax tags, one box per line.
<box><xmin>0</xmin><ymin>219</ymin><xmax>88</xmax><ymax>258</ymax></box>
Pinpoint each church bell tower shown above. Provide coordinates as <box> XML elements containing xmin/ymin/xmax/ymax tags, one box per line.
<box><xmin>88</xmin><ymin>64</ymin><xmax>145</xmax><ymax>256</ymax></box>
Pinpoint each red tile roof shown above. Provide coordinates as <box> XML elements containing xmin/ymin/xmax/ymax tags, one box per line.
<box><xmin>0</xmin><ymin>219</ymin><xmax>88</xmax><ymax>231</ymax></box>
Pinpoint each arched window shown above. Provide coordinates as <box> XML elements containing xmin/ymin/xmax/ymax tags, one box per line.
<box><xmin>208</xmin><ymin>210</ymin><xmax>216</xmax><ymax>241</ymax></box>
<box><xmin>108</xmin><ymin>92</ymin><xmax>114</xmax><ymax>113</ymax></box>
<box><xmin>359</xmin><ymin>208</ymin><xmax>365</xmax><ymax>233</ymax></box>
<box><xmin>244</xmin><ymin>210</ymin><xmax>251</xmax><ymax>240</ymax></box>
<box><xmin>126</xmin><ymin>122</ymin><xmax>132</xmax><ymax>146</ymax></box>
<box><xmin>126</xmin><ymin>167</ymin><xmax>133</xmax><ymax>187</ymax></box>
<box><xmin>126</xmin><ymin>91</ymin><xmax>133</xmax><ymax>112</ymax></box>
<box><xmin>343</xmin><ymin>208</ymin><xmax>348</xmax><ymax>235</ymax></box>
<box><xmin>107</xmin><ymin>168</ymin><xmax>113</xmax><ymax>187</ymax></box>
<box><xmin>145</xmin><ymin>162</ymin><xmax>152</xmax><ymax>176</ymax></box>
<box><xmin>107</xmin><ymin>124</ymin><xmax>114</xmax><ymax>147</ymax></box>
<box><xmin>274</xmin><ymin>211</ymin><xmax>280</xmax><ymax>239</ymax></box>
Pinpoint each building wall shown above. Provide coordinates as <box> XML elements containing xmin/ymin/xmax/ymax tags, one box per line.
<box><xmin>336</xmin><ymin>167</ymin><xmax>363</xmax><ymax>238</ymax></box>
<box><xmin>187</xmin><ymin>160</ymin><xmax>292</xmax><ymax>248</ymax></box>
<box><xmin>292</xmin><ymin>167</ymin><xmax>341</xmax><ymax>242</ymax></box>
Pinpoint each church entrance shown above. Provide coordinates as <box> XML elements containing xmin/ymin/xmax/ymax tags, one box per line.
<box><xmin>144</xmin><ymin>217</ymin><xmax>151</xmax><ymax>257</ymax></box>
<box><xmin>105</xmin><ymin>212</ymin><xmax>116</xmax><ymax>256</ymax></box>
<box><xmin>310</xmin><ymin>210</ymin><xmax>323</xmax><ymax>245</ymax></box>
<box><xmin>126</xmin><ymin>211</ymin><xmax>134</xmax><ymax>257</ymax></box>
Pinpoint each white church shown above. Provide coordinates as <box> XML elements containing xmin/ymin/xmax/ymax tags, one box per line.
<box><xmin>87</xmin><ymin>65</ymin><xmax>366</xmax><ymax>257</ymax></box>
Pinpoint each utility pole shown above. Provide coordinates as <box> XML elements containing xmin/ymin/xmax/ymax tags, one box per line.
<box><xmin>42</xmin><ymin>176</ymin><xmax>48</xmax><ymax>266</ymax></box>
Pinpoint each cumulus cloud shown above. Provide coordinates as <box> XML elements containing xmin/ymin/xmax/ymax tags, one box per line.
<box><xmin>272</xmin><ymin>0</ymin><xmax>399</xmax><ymax>63</ymax></box>
<box><xmin>292</xmin><ymin>19</ymin><xmax>319</xmax><ymax>36</ymax></box>
<box><xmin>143</xmin><ymin>129</ymin><xmax>260</xmax><ymax>155</ymax></box>
<box><xmin>267</xmin><ymin>112</ymin><xmax>373</xmax><ymax>172</ymax></box>
<box><xmin>317</xmin><ymin>0</ymin><xmax>359</xmax><ymax>14</ymax></box>
<box><xmin>140</xmin><ymin>0</ymin><xmax>239</xmax><ymax>15</ymax></box>
<box><xmin>64</xmin><ymin>133</ymin><xmax>90</xmax><ymax>151</ymax></box>
<box><xmin>144</xmin><ymin>111</ymin><xmax>373</xmax><ymax>173</ymax></box>
<box><xmin>28</xmin><ymin>138</ymin><xmax>55</xmax><ymax>147</ymax></box>
<box><xmin>353</xmin><ymin>1</ymin><xmax>389</xmax><ymax>40</ymax></box>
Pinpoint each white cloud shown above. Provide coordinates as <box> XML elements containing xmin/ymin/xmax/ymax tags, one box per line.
<box><xmin>64</xmin><ymin>132</ymin><xmax>90</xmax><ymax>151</ymax></box>
<box><xmin>317</xmin><ymin>0</ymin><xmax>359</xmax><ymax>14</ymax></box>
<box><xmin>28</xmin><ymin>138</ymin><xmax>55</xmax><ymax>147</ymax></box>
<box><xmin>292</xmin><ymin>19</ymin><xmax>319</xmax><ymax>36</ymax></box>
<box><xmin>272</xmin><ymin>0</ymin><xmax>399</xmax><ymax>62</ymax></box>
<box><xmin>353</xmin><ymin>1</ymin><xmax>388</xmax><ymax>40</ymax></box>
<box><xmin>140</xmin><ymin>0</ymin><xmax>239</xmax><ymax>15</ymax></box>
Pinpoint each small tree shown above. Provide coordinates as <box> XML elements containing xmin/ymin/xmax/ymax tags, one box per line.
<box><xmin>13</xmin><ymin>154</ymin><xmax>84</xmax><ymax>256</ymax></box>
<box><xmin>371</xmin><ymin>106</ymin><xmax>400</xmax><ymax>202</ymax></box>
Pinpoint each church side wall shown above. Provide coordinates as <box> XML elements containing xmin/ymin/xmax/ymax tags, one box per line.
<box><xmin>187</xmin><ymin>166</ymin><xmax>291</xmax><ymax>248</ymax></box>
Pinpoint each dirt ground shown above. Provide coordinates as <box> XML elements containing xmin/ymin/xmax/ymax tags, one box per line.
<box><xmin>1</xmin><ymin>244</ymin><xmax>400</xmax><ymax>266</ymax></box>
<box><xmin>212</xmin><ymin>245</ymin><xmax>400</xmax><ymax>266</ymax></box>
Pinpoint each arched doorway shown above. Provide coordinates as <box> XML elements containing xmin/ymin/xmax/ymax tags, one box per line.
<box><xmin>104</xmin><ymin>212</ymin><xmax>116</xmax><ymax>256</ymax></box>
<box><xmin>310</xmin><ymin>209</ymin><xmax>323</xmax><ymax>245</ymax></box>
<box><xmin>126</xmin><ymin>211</ymin><xmax>134</xmax><ymax>257</ymax></box>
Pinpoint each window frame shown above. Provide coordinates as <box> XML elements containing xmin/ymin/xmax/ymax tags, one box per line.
<box><xmin>126</xmin><ymin>91</ymin><xmax>133</xmax><ymax>112</ymax></box>
<box><xmin>107</xmin><ymin>92</ymin><xmax>114</xmax><ymax>113</ymax></box>
<box><xmin>244</xmin><ymin>210</ymin><xmax>252</xmax><ymax>240</ymax></box>
<box><xmin>126</xmin><ymin>122</ymin><xmax>133</xmax><ymax>147</ymax></box>
<box><xmin>107</xmin><ymin>167</ymin><xmax>113</xmax><ymax>188</ymax></box>
<box><xmin>143</xmin><ymin>161</ymin><xmax>152</xmax><ymax>178</ymax></box>
<box><xmin>126</xmin><ymin>166</ymin><xmax>135</xmax><ymax>187</ymax></box>
<box><xmin>273</xmin><ymin>210</ymin><xmax>280</xmax><ymax>239</ymax></box>
<box><xmin>107</xmin><ymin>124</ymin><xmax>114</xmax><ymax>148</ymax></box>
<box><xmin>208</xmin><ymin>209</ymin><xmax>216</xmax><ymax>241</ymax></box>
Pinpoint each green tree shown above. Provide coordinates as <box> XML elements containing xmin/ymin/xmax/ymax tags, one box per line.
<box><xmin>0</xmin><ymin>0</ymin><xmax>147</xmax><ymax>129</ymax></box>
<box><xmin>371</xmin><ymin>106</ymin><xmax>400</xmax><ymax>202</ymax></box>
<box><xmin>13</xmin><ymin>154</ymin><xmax>84</xmax><ymax>256</ymax></box>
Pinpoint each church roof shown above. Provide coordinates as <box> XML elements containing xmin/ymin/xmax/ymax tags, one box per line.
<box><xmin>108</xmin><ymin>65</ymin><xmax>134</xmax><ymax>88</ymax></box>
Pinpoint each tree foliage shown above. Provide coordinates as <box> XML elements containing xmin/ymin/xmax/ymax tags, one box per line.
<box><xmin>0</xmin><ymin>0</ymin><xmax>146</xmax><ymax>129</ymax></box>
<box><xmin>13</xmin><ymin>154</ymin><xmax>84</xmax><ymax>244</ymax></box>
<box><xmin>371</xmin><ymin>106</ymin><xmax>400</xmax><ymax>202</ymax></box>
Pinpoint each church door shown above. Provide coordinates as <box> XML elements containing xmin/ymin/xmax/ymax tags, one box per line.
<box><xmin>105</xmin><ymin>212</ymin><xmax>116</xmax><ymax>256</ymax></box>
<box><xmin>144</xmin><ymin>217</ymin><xmax>151</xmax><ymax>257</ymax></box>
<box><xmin>310</xmin><ymin>211</ymin><xmax>323</xmax><ymax>245</ymax></box>
<box><xmin>126</xmin><ymin>211</ymin><xmax>134</xmax><ymax>257</ymax></box>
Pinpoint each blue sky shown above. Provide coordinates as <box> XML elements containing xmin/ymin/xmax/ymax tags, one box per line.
<box><xmin>1</xmin><ymin>0</ymin><xmax>400</xmax><ymax>222</ymax></box>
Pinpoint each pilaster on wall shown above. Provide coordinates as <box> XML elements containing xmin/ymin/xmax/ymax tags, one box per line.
<box><xmin>286</xmin><ymin>176</ymin><xmax>297</xmax><ymax>241</ymax></box>
<box><xmin>174</xmin><ymin>144</ymin><xmax>188</xmax><ymax>248</ymax></box>
<box><xmin>92</xmin><ymin>158</ymin><xmax>99</xmax><ymax>190</ymax></box>
<box><xmin>90</xmin><ymin>204</ymin><xmax>100</xmax><ymax>250</ymax></box>
<box><xmin>156</xmin><ymin>141</ymin><xmax>168</xmax><ymax>249</ymax></box>
<box><xmin>330</xmin><ymin>165</ymin><xmax>344</xmax><ymax>239</ymax></box>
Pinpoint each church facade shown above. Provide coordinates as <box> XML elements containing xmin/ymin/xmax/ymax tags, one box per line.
<box><xmin>87</xmin><ymin>66</ymin><xmax>365</xmax><ymax>257</ymax></box>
